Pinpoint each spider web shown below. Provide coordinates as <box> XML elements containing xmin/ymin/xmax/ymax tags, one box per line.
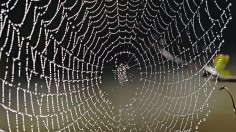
<box><xmin>0</xmin><ymin>0</ymin><xmax>232</xmax><ymax>131</ymax></box>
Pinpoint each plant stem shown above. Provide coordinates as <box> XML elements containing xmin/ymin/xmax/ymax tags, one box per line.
<box><xmin>219</xmin><ymin>85</ymin><xmax>236</xmax><ymax>115</ymax></box>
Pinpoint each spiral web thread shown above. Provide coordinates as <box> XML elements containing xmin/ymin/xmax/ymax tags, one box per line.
<box><xmin>0</xmin><ymin>0</ymin><xmax>232</xmax><ymax>131</ymax></box>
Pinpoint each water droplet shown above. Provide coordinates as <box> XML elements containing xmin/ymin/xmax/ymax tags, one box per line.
<box><xmin>203</xmin><ymin>117</ymin><xmax>206</xmax><ymax>121</ymax></box>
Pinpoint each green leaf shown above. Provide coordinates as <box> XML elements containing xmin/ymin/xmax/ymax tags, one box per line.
<box><xmin>213</xmin><ymin>54</ymin><xmax>231</xmax><ymax>77</ymax></box>
<box><xmin>213</xmin><ymin>54</ymin><xmax>229</xmax><ymax>72</ymax></box>
<box><xmin>219</xmin><ymin>70</ymin><xmax>231</xmax><ymax>77</ymax></box>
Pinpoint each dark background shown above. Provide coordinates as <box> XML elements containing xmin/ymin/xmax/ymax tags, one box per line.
<box><xmin>222</xmin><ymin>0</ymin><xmax>236</xmax><ymax>55</ymax></box>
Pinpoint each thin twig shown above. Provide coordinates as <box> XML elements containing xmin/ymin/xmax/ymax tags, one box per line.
<box><xmin>219</xmin><ymin>85</ymin><xmax>236</xmax><ymax>115</ymax></box>
<box><xmin>216</xmin><ymin>76</ymin><xmax>236</xmax><ymax>82</ymax></box>
<box><xmin>155</xmin><ymin>37</ymin><xmax>236</xmax><ymax>82</ymax></box>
